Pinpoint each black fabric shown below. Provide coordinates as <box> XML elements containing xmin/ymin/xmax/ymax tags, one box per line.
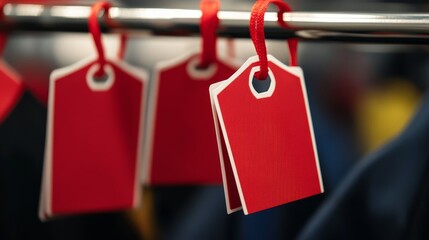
<box><xmin>298</xmin><ymin>93</ymin><xmax>429</xmax><ymax>240</ymax></box>
<box><xmin>0</xmin><ymin>92</ymin><xmax>140</xmax><ymax>240</ymax></box>
<box><xmin>153</xmin><ymin>186</ymin><xmax>325</xmax><ymax>240</ymax></box>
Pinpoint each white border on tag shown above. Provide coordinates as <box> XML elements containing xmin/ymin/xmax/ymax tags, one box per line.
<box><xmin>142</xmin><ymin>48</ymin><xmax>241</xmax><ymax>184</ymax></box>
<box><xmin>86</xmin><ymin>63</ymin><xmax>115</xmax><ymax>91</ymax></box>
<box><xmin>210</xmin><ymin>81</ymin><xmax>243</xmax><ymax>214</ymax></box>
<box><xmin>212</xmin><ymin>54</ymin><xmax>324</xmax><ymax>215</ymax></box>
<box><xmin>114</xmin><ymin>59</ymin><xmax>149</xmax><ymax>209</ymax></box>
<box><xmin>186</xmin><ymin>56</ymin><xmax>218</xmax><ymax>80</ymax></box>
<box><xmin>39</xmin><ymin>55</ymin><xmax>148</xmax><ymax>220</ymax></box>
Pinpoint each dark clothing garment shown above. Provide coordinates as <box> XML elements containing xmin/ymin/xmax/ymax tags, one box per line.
<box><xmin>299</xmin><ymin>94</ymin><xmax>429</xmax><ymax>240</ymax></box>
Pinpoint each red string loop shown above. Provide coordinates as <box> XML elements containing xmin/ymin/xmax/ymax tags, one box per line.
<box><xmin>117</xmin><ymin>33</ymin><xmax>127</xmax><ymax>60</ymax></box>
<box><xmin>250</xmin><ymin>0</ymin><xmax>298</xmax><ymax>80</ymax></box>
<box><xmin>88</xmin><ymin>1</ymin><xmax>112</xmax><ymax>78</ymax></box>
<box><xmin>198</xmin><ymin>0</ymin><xmax>220</xmax><ymax>68</ymax></box>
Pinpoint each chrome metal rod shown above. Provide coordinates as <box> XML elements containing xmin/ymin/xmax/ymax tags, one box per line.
<box><xmin>3</xmin><ymin>4</ymin><xmax>429</xmax><ymax>44</ymax></box>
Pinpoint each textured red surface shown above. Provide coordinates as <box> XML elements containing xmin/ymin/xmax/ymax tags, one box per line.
<box><xmin>50</xmin><ymin>60</ymin><xmax>143</xmax><ymax>215</ymax></box>
<box><xmin>149</xmin><ymin>54</ymin><xmax>237</xmax><ymax>185</ymax></box>
<box><xmin>216</xmin><ymin>59</ymin><xmax>322</xmax><ymax>214</ymax></box>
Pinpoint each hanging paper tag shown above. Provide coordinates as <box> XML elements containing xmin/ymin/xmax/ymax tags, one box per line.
<box><xmin>39</xmin><ymin>57</ymin><xmax>147</xmax><ymax>218</ymax></box>
<box><xmin>210</xmin><ymin>81</ymin><xmax>242</xmax><ymax>213</ymax></box>
<box><xmin>144</xmin><ymin>51</ymin><xmax>238</xmax><ymax>185</ymax></box>
<box><xmin>211</xmin><ymin>55</ymin><xmax>323</xmax><ymax>214</ymax></box>
<box><xmin>0</xmin><ymin>61</ymin><xmax>24</xmax><ymax>124</ymax></box>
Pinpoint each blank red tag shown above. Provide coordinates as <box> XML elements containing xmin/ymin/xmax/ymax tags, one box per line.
<box><xmin>39</xmin><ymin>57</ymin><xmax>147</xmax><ymax>218</ymax></box>
<box><xmin>0</xmin><ymin>61</ymin><xmax>24</xmax><ymax>124</ymax></box>
<box><xmin>210</xmin><ymin>82</ymin><xmax>242</xmax><ymax>213</ymax></box>
<box><xmin>211</xmin><ymin>55</ymin><xmax>324</xmax><ymax>214</ymax></box>
<box><xmin>145</xmin><ymin>51</ymin><xmax>238</xmax><ymax>185</ymax></box>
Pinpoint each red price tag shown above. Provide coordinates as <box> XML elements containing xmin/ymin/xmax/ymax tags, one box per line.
<box><xmin>210</xmin><ymin>81</ymin><xmax>242</xmax><ymax>213</ymax></box>
<box><xmin>144</xmin><ymin>0</ymin><xmax>239</xmax><ymax>185</ymax></box>
<box><xmin>39</xmin><ymin>57</ymin><xmax>147</xmax><ymax>218</ymax></box>
<box><xmin>145</xmin><ymin>51</ymin><xmax>238</xmax><ymax>185</ymax></box>
<box><xmin>211</xmin><ymin>55</ymin><xmax>323</xmax><ymax>214</ymax></box>
<box><xmin>39</xmin><ymin>2</ymin><xmax>148</xmax><ymax>219</ymax></box>
<box><xmin>0</xmin><ymin>61</ymin><xmax>24</xmax><ymax>124</ymax></box>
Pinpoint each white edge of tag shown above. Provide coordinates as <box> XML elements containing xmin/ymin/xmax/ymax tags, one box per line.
<box><xmin>187</xmin><ymin>56</ymin><xmax>218</xmax><ymax>80</ymax></box>
<box><xmin>156</xmin><ymin>48</ymin><xmax>242</xmax><ymax>81</ymax></box>
<box><xmin>142</xmin><ymin>48</ymin><xmax>241</xmax><ymax>185</ymax></box>
<box><xmin>209</xmin><ymin>81</ymin><xmax>243</xmax><ymax>214</ymax></box>
<box><xmin>112</xmin><ymin>58</ymin><xmax>149</xmax><ymax>208</ymax></box>
<box><xmin>212</xmin><ymin>55</ymin><xmax>261</xmax><ymax>215</ymax></box>
<box><xmin>38</xmin><ymin>54</ymin><xmax>80</xmax><ymax>220</ymax></box>
<box><xmin>85</xmin><ymin>63</ymin><xmax>115</xmax><ymax>91</ymax></box>
<box><xmin>267</xmin><ymin>55</ymin><xmax>324</xmax><ymax>194</ymax></box>
<box><xmin>40</xmin><ymin>56</ymin><xmax>148</xmax><ymax>220</ymax></box>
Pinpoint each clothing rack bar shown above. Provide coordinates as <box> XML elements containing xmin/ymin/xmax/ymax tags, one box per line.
<box><xmin>4</xmin><ymin>3</ymin><xmax>429</xmax><ymax>44</ymax></box>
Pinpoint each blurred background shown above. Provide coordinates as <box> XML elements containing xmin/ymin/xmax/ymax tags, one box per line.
<box><xmin>1</xmin><ymin>0</ymin><xmax>429</xmax><ymax>239</ymax></box>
